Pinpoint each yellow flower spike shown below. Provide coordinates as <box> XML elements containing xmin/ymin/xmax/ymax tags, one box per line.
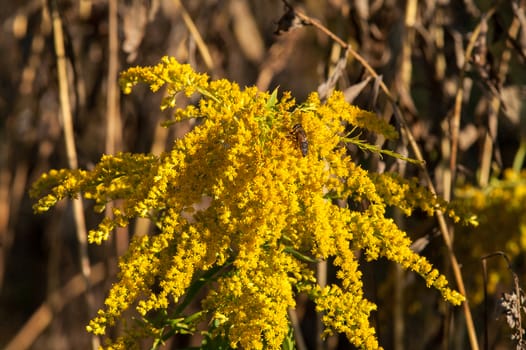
<box><xmin>30</xmin><ymin>56</ymin><xmax>472</xmax><ymax>350</ymax></box>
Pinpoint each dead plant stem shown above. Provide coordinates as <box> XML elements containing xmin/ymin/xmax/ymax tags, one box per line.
<box><xmin>452</xmin><ymin>7</ymin><xmax>496</xmax><ymax>191</ymax></box>
<box><xmin>49</xmin><ymin>1</ymin><xmax>98</xmax><ymax>348</ymax></box>
<box><xmin>479</xmin><ymin>10</ymin><xmax>519</xmax><ymax>186</ymax></box>
<box><xmin>174</xmin><ymin>0</ymin><xmax>214</xmax><ymax>71</ymax></box>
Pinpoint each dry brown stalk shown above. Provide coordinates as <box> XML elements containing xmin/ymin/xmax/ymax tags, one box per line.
<box><xmin>174</xmin><ymin>0</ymin><xmax>214</xmax><ymax>71</ymax></box>
<box><xmin>48</xmin><ymin>1</ymin><xmax>98</xmax><ymax>348</ymax></box>
<box><xmin>479</xmin><ymin>9</ymin><xmax>520</xmax><ymax>186</ymax></box>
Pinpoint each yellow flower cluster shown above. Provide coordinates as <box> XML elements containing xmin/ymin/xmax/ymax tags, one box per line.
<box><xmin>31</xmin><ymin>56</ymin><xmax>465</xmax><ymax>349</ymax></box>
<box><xmin>455</xmin><ymin>169</ymin><xmax>526</xmax><ymax>303</ymax></box>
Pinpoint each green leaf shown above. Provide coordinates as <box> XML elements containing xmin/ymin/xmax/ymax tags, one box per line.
<box><xmin>265</xmin><ymin>87</ymin><xmax>279</xmax><ymax>111</ymax></box>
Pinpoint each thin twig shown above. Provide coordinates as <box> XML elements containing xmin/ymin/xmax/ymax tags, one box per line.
<box><xmin>393</xmin><ymin>0</ymin><xmax>417</xmax><ymax>346</ymax></box>
<box><xmin>316</xmin><ymin>260</ymin><xmax>327</xmax><ymax>350</ymax></box>
<box><xmin>48</xmin><ymin>1</ymin><xmax>98</xmax><ymax>349</ymax></box>
<box><xmin>294</xmin><ymin>11</ymin><xmax>348</xmax><ymax>49</ymax></box>
<box><xmin>481</xmin><ymin>257</ymin><xmax>489</xmax><ymax>350</ymax></box>
<box><xmin>105</xmin><ymin>0</ymin><xmax>121</xmax><ymax>156</ymax></box>
<box><xmin>174</xmin><ymin>0</ymin><xmax>214</xmax><ymax>71</ymax></box>
<box><xmin>479</xmin><ymin>8</ymin><xmax>519</xmax><ymax>186</ymax></box>
<box><xmin>105</xmin><ymin>0</ymin><xmax>129</xmax><ymax>257</ymax></box>
<box><xmin>451</xmin><ymin>6</ymin><xmax>497</xmax><ymax>190</ymax></box>
<box><xmin>288</xmin><ymin>308</ymin><xmax>308</xmax><ymax>350</ymax></box>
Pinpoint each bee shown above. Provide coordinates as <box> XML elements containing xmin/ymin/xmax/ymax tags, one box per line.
<box><xmin>291</xmin><ymin>123</ymin><xmax>308</xmax><ymax>157</ymax></box>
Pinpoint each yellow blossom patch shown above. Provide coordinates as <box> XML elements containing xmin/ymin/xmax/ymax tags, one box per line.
<box><xmin>30</xmin><ymin>56</ymin><xmax>467</xmax><ymax>349</ymax></box>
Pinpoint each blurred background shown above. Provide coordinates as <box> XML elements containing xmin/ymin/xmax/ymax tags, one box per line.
<box><xmin>1</xmin><ymin>0</ymin><xmax>526</xmax><ymax>349</ymax></box>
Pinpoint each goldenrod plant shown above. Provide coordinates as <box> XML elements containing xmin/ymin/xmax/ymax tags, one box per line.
<box><xmin>456</xmin><ymin>170</ymin><xmax>526</xmax><ymax>304</ymax></box>
<box><xmin>31</xmin><ymin>57</ymin><xmax>467</xmax><ymax>349</ymax></box>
